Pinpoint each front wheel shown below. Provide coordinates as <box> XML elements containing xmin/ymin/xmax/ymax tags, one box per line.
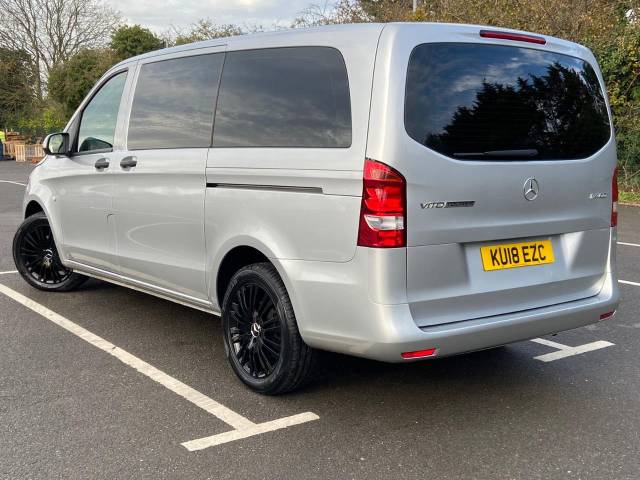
<box><xmin>12</xmin><ymin>212</ymin><xmax>87</xmax><ymax>292</ymax></box>
<box><xmin>222</xmin><ymin>262</ymin><xmax>315</xmax><ymax>395</ymax></box>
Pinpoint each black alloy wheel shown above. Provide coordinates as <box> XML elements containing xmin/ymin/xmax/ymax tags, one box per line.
<box><xmin>222</xmin><ymin>263</ymin><xmax>316</xmax><ymax>394</ymax></box>
<box><xmin>13</xmin><ymin>212</ymin><xmax>87</xmax><ymax>291</ymax></box>
<box><xmin>227</xmin><ymin>282</ymin><xmax>282</xmax><ymax>379</ymax></box>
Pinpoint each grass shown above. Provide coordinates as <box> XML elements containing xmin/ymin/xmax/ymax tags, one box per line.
<box><xmin>620</xmin><ymin>190</ymin><xmax>640</xmax><ymax>204</ymax></box>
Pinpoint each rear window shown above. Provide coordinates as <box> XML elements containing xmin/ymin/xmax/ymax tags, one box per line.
<box><xmin>405</xmin><ymin>43</ymin><xmax>611</xmax><ymax>161</ymax></box>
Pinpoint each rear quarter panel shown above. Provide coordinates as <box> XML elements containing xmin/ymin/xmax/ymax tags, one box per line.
<box><xmin>205</xmin><ymin>26</ymin><xmax>384</xmax><ymax>305</ymax></box>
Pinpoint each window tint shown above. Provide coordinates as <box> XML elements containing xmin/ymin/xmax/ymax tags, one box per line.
<box><xmin>77</xmin><ymin>72</ymin><xmax>127</xmax><ymax>153</ymax></box>
<box><xmin>128</xmin><ymin>54</ymin><xmax>223</xmax><ymax>150</ymax></box>
<box><xmin>405</xmin><ymin>43</ymin><xmax>611</xmax><ymax>161</ymax></box>
<box><xmin>213</xmin><ymin>47</ymin><xmax>351</xmax><ymax>148</ymax></box>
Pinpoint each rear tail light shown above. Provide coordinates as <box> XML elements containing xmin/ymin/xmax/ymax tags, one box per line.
<box><xmin>401</xmin><ymin>348</ymin><xmax>437</xmax><ymax>359</ymax></box>
<box><xmin>480</xmin><ymin>29</ymin><xmax>546</xmax><ymax>45</ymax></box>
<box><xmin>357</xmin><ymin>159</ymin><xmax>406</xmax><ymax>248</ymax></box>
<box><xmin>612</xmin><ymin>166</ymin><xmax>619</xmax><ymax>227</ymax></box>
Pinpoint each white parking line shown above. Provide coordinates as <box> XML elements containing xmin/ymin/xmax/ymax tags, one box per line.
<box><xmin>531</xmin><ymin>337</ymin><xmax>614</xmax><ymax>362</ymax></box>
<box><xmin>0</xmin><ymin>283</ymin><xmax>319</xmax><ymax>451</ymax></box>
<box><xmin>618</xmin><ymin>241</ymin><xmax>640</xmax><ymax>248</ymax></box>
<box><xmin>0</xmin><ymin>180</ymin><xmax>26</xmax><ymax>186</ymax></box>
<box><xmin>0</xmin><ymin>270</ymin><xmax>18</xmax><ymax>275</ymax></box>
<box><xmin>619</xmin><ymin>279</ymin><xmax>640</xmax><ymax>287</ymax></box>
<box><xmin>182</xmin><ymin>412</ymin><xmax>320</xmax><ymax>451</ymax></box>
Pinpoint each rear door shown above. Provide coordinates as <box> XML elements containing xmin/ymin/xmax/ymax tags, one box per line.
<box><xmin>368</xmin><ymin>24</ymin><xmax>616</xmax><ymax>326</ymax></box>
<box><xmin>113</xmin><ymin>50</ymin><xmax>224</xmax><ymax>301</ymax></box>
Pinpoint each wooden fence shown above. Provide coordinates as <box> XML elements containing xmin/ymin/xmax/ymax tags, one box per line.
<box><xmin>3</xmin><ymin>140</ymin><xmax>23</xmax><ymax>159</ymax></box>
<box><xmin>5</xmin><ymin>141</ymin><xmax>44</xmax><ymax>163</ymax></box>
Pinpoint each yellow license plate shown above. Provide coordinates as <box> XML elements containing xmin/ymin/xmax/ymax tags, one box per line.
<box><xmin>480</xmin><ymin>240</ymin><xmax>555</xmax><ymax>271</ymax></box>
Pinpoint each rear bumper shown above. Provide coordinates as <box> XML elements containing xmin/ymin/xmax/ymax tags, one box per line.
<box><xmin>373</xmin><ymin>271</ymin><xmax>618</xmax><ymax>362</ymax></box>
<box><xmin>278</xmin><ymin>249</ymin><xmax>619</xmax><ymax>363</ymax></box>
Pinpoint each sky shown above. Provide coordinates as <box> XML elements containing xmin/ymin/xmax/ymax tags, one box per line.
<box><xmin>107</xmin><ymin>0</ymin><xmax>319</xmax><ymax>33</ymax></box>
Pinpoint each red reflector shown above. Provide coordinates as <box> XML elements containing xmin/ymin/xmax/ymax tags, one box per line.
<box><xmin>401</xmin><ymin>348</ymin><xmax>437</xmax><ymax>359</ymax></box>
<box><xmin>600</xmin><ymin>311</ymin><xmax>615</xmax><ymax>320</ymax></box>
<box><xmin>612</xmin><ymin>166</ymin><xmax>618</xmax><ymax>227</ymax></box>
<box><xmin>480</xmin><ymin>29</ymin><xmax>546</xmax><ymax>45</ymax></box>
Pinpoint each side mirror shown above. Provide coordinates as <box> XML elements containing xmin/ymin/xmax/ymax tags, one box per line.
<box><xmin>43</xmin><ymin>132</ymin><xmax>70</xmax><ymax>156</ymax></box>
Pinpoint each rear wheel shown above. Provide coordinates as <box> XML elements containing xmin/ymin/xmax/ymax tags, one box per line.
<box><xmin>13</xmin><ymin>212</ymin><xmax>87</xmax><ymax>292</ymax></box>
<box><xmin>222</xmin><ymin>262</ymin><xmax>315</xmax><ymax>395</ymax></box>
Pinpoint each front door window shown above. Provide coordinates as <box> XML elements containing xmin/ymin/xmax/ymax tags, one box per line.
<box><xmin>77</xmin><ymin>72</ymin><xmax>127</xmax><ymax>153</ymax></box>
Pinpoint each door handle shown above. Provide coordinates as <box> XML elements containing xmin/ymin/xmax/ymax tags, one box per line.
<box><xmin>120</xmin><ymin>156</ymin><xmax>137</xmax><ymax>169</ymax></box>
<box><xmin>94</xmin><ymin>158</ymin><xmax>109</xmax><ymax>170</ymax></box>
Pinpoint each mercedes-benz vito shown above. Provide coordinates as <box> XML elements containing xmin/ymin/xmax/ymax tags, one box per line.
<box><xmin>13</xmin><ymin>23</ymin><xmax>619</xmax><ymax>394</ymax></box>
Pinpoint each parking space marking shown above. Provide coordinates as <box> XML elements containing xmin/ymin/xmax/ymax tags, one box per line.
<box><xmin>0</xmin><ymin>270</ymin><xmax>18</xmax><ymax>275</ymax></box>
<box><xmin>618</xmin><ymin>241</ymin><xmax>640</xmax><ymax>247</ymax></box>
<box><xmin>182</xmin><ymin>412</ymin><xmax>320</xmax><ymax>451</ymax></box>
<box><xmin>0</xmin><ymin>283</ymin><xmax>319</xmax><ymax>450</ymax></box>
<box><xmin>531</xmin><ymin>337</ymin><xmax>614</xmax><ymax>362</ymax></box>
<box><xmin>619</xmin><ymin>279</ymin><xmax>640</xmax><ymax>287</ymax></box>
<box><xmin>0</xmin><ymin>180</ymin><xmax>26</xmax><ymax>186</ymax></box>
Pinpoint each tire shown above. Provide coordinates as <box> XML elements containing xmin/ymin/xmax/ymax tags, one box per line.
<box><xmin>12</xmin><ymin>212</ymin><xmax>87</xmax><ymax>292</ymax></box>
<box><xmin>222</xmin><ymin>262</ymin><xmax>316</xmax><ymax>395</ymax></box>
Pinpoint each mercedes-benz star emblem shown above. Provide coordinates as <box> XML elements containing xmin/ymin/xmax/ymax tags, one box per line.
<box><xmin>523</xmin><ymin>178</ymin><xmax>540</xmax><ymax>201</ymax></box>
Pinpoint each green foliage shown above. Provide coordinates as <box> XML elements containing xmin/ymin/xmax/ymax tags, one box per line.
<box><xmin>620</xmin><ymin>190</ymin><xmax>640</xmax><ymax>203</ymax></box>
<box><xmin>47</xmin><ymin>48</ymin><xmax>119</xmax><ymax>118</ymax></box>
<box><xmin>616</xmin><ymin>127</ymin><xmax>640</xmax><ymax>189</ymax></box>
<box><xmin>0</xmin><ymin>48</ymin><xmax>36</xmax><ymax>130</ymax></box>
<box><xmin>593</xmin><ymin>17</ymin><xmax>640</xmax><ymax>189</ymax></box>
<box><xmin>17</xmin><ymin>101</ymin><xmax>67</xmax><ymax>141</ymax></box>
<box><xmin>360</xmin><ymin>0</ymin><xmax>620</xmax><ymax>44</ymax></box>
<box><xmin>110</xmin><ymin>24</ymin><xmax>165</xmax><ymax>60</ymax></box>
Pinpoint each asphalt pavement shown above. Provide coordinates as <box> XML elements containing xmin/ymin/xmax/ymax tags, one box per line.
<box><xmin>1</xmin><ymin>161</ymin><xmax>639</xmax><ymax>479</ymax></box>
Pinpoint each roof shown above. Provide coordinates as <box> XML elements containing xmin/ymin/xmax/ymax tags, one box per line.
<box><xmin>111</xmin><ymin>22</ymin><xmax>592</xmax><ymax>71</ymax></box>
<box><xmin>113</xmin><ymin>23</ymin><xmax>386</xmax><ymax>69</ymax></box>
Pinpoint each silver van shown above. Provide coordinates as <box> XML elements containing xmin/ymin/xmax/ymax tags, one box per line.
<box><xmin>13</xmin><ymin>23</ymin><xmax>619</xmax><ymax>394</ymax></box>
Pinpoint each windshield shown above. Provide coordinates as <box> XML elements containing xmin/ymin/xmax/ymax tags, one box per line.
<box><xmin>405</xmin><ymin>43</ymin><xmax>611</xmax><ymax>161</ymax></box>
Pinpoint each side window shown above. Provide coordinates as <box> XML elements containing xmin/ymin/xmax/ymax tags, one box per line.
<box><xmin>128</xmin><ymin>54</ymin><xmax>223</xmax><ymax>150</ymax></box>
<box><xmin>213</xmin><ymin>47</ymin><xmax>351</xmax><ymax>148</ymax></box>
<box><xmin>77</xmin><ymin>72</ymin><xmax>127</xmax><ymax>153</ymax></box>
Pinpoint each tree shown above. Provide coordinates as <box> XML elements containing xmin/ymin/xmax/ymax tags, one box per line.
<box><xmin>411</xmin><ymin>0</ymin><xmax>619</xmax><ymax>45</ymax></box>
<box><xmin>47</xmin><ymin>48</ymin><xmax>119</xmax><ymax>117</ymax></box>
<box><xmin>293</xmin><ymin>0</ymin><xmax>368</xmax><ymax>27</ymax></box>
<box><xmin>0</xmin><ymin>0</ymin><xmax>121</xmax><ymax>99</ymax></box>
<box><xmin>111</xmin><ymin>24</ymin><xmax>164</xmax><ymax>60</ymax></box>
<box><xmin>173</xmin><ymin>19</ymin><xmax>243</xmax><ymax>45</ymax></box>
<box><xmin>309</xmin><ymin>0</ymin><xmax>621</xmax><ymax>43</ymax></box>
<box><xmin>596</xmin><ymin>15</ymin><xmax>640</xmax><ymax>187</ymax></box>
<box><xmin>0</xmin><ymin>48</ymin><xmax>37</xmax><ymax>130</ymax></box>
<box><xmin>17</xmin><ymin>101</ymin><xmax>67</xmax><ymax>140</ymax></box>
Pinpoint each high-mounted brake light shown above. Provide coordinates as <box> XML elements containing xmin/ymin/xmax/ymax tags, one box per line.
<box><xmin>357</xmin><ymin>159</ymin><xmax>406</xmax><ymax>248</ymax></box>
<box><xmin>480</xmin><ymin>29</ymin><xmax>546</xmax><ymax>45</ymax></box>
<box><xmin>612</xmin><ymin>166</ymin><xmax>619</xmax><ymax>227</ymax></box>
